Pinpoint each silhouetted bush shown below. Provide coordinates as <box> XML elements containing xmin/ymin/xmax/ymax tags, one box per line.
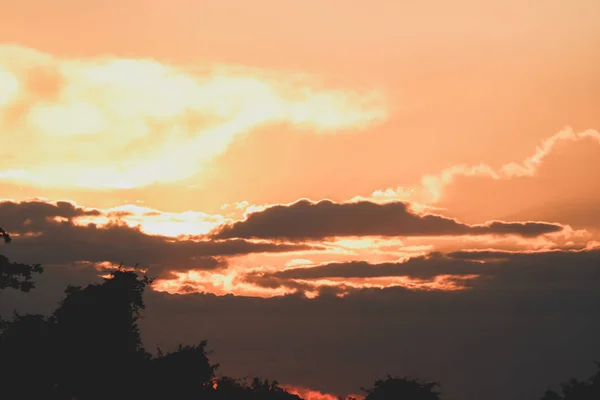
<box><xmin>0</xmin><ymin>226</ymin><xmax>43</xmax><ymax>293</ymax></box>
<box><xmin>361</xmin><ymin>375</ymin><xmax>442</xmax><ymax>400</ymax></box>
<box><xmin>540</xmin><ymin>363</ymin><xmax>600</xmax><ymax>400</ymax></box>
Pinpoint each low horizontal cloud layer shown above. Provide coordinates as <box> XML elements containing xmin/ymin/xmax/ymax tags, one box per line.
<box><xmin>1</xmin><ymin>198</ymin><xmax>588</xmax><ymax>297</ymax></box>
<box><xmin>259</xmin><ymin>249</ymin><xmax>600</xmax><ymax>291</ymax></box>
<box><xmin>0</xmin><ymin>199</ymin><xmax>100</xmax><ymax>230</ymax></box>
<box><xmin>5</xmin><ymin>246</ymin><xmax>600</xmax><ymax>400</ymax></box>
<box><xmin>0</xmin><ymin>199</ymin><xmax>315</xmax><ymax>278</ymax></box>
<box><xmin>213</xmin><ymin>199</ymin><xmax>564</xmax><ymax>240</ymax></box>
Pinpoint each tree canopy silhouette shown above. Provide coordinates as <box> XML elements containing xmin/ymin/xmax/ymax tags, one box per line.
<box><xmin>0</xmin><ymin>226</ymin><xmax>43</xmax><ymax>293</ymax></box>
<box><xmin>212</xmin><ymin>377</ymin><xmax>302</xmax><ymax>400</ymax></box>
<box><xmin>540</xmin><ymin>363</ymin><xmax>600</xmax><ymax>400</ymax></box>
<box><xmin>0</xmin><ymin>226</ymin><xmax>11</xmax><ymax>243</ymax></box>
<box><xmin>50</xmin><ymin>269</ymin><xmax>153</xmax><ymax>400</ymax></box>
<box><xmin>0</xmin><ymin>269</ymin><xmax>153</xmax><ymax>400</ymax></box>
<box><xmin>361</xmin><ymin>376</ymin><xmax>442</xmax><ymax>400</ymax></box>
<box><xmin>0</xmin><ymin>268</ymin><xmax>316</xmax><ymax>400</ymax></box>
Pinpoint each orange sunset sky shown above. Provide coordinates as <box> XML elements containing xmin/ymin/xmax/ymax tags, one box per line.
<box><xmin>1</xmin><ymin>1</ymin><xmax>600</xmax><ymax>399</ymax></box>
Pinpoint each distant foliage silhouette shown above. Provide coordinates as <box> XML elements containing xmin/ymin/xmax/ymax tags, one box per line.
<box><xmin>212</xmin><ymin>377</ymin><xmax>302</xmax><ymax>400</ymax></box>
<box><xmin>0</xmin><ymin>227</ymin><xmax>43</xmax><ymax>293</ymax></box>
<box><xmin>361</xmin><ymin>376</ymin><xmax>442</xmax><ymax>400</ymax></box>
<box><xmin>145</xmin><ymin>342</ymin><xmax>217</xmax><ymax>399</ymax></box>
<box><xmin>0</xmin><ymin>268</ymin><xmax>316</xmax><ymax>400</ymax></box>
<box><xmin>0</xmin><ymin>227</ymin><xmax>11</xmax><ymax>243</ymax></box>
<box><xmin>540</xmin><ymin>363</ymin><xmax>600</xmax><ymax>400</ymax></box>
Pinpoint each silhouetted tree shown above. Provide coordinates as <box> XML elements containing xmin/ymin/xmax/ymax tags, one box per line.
<box><xmin>361</xmin><ymin>375</ymin><xmax>442</xmax><ymax>400</ymax></box>
<box><xmin>0</xmin><ymin>226</ymin><xmax>43</xmax><ymax>342</ymax></box>
<box><xmin>50</xmin><ymin>268</ymin><xmax>152</xmax><ymax>400</ymax></box>
<box><xmin>539</xmin><ymin>363</ymin><xmax>600</xmax><ymax>400</ymax></box>
<box><xmin>0</xmin><ymin>255</ymin><xmax>43</xmax><ymax>293</ymax></box>
<box><xmin>0</xmin><ymin>227</ymin><xmax>43</xmax><ymax>293</ymax></box>
<box><xmin>211</xmin><ymin>376</ymin><xmax>302</xmax><ymax>400</ymax></box>
<box><xmin>247</xmin><ymin>377</ymin><xmax>302</xmax><ymax>399</ymax></box>
<box><xmin>212</xmin><ymin>376</ymin><xmax>250</xmax><ymax>398</ymax></box>
<box><xmin>145</xmin><ymin>342</ymin><xmax>217</xmax><ymax>399</ymax></box>
<box><xmin>541</xmin><ymin>389</ymin><xmax>563</xmax><ymax>400</ymax></box>
<box><xmin>1</xmin><ymin>267</ymin><xmax>224</xmax><ymax>400</ymax></box>
<box><xmin>0</xmin><ymin>226</ymin><xmax>10</xmax><ymax>243</ymax></box>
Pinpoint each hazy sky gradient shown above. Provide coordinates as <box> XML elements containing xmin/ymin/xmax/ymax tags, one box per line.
<box><xmin>1</xmin><ymin>1</ymin><xmax>600</xmax><ymax>399</ymax></box>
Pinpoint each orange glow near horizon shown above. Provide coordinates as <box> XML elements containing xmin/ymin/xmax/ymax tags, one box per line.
<box><xmin>151</xmin><ymin>262</ymin><xmax>480</xmax><ymax>298</ymax></box>
<box><xmin>2</xmin><ymin>193</ymin><xmax>596</xmax><ymax>299</ymax></box>
<box><xmin>294</xmin><ymin>274</ymin><xmax>480</xmax><ymax>295</ymax></box>
<box><xmin>1</xmin><ymin>0</ymin><xmax>600</xmax><ymax>300</ymax></box>
<box><xmin>152</xmin><ymin>269</ymin><xmax>298</xmax><ymax>298</ymax></box>
<box><xmin>281</xmin><ymin>385</ymin><xmax>364</xmax><ymax>400</ymax></box>
<box><xmin>72</xmin><ymin>203</ymin><xmax>228</xmax><ymax>237</ymax></box>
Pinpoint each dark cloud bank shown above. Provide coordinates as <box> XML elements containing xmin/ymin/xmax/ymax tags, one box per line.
<box><xmin>213</xmin><ymin>199</ymin><xmax>564</xmax><ymax>240</ymax></box>
<box><xmin>2</xmin><ymin>199</ymin><xmax>599</xmax><ymax>400</ymax></box>
<box><xmin>263</xmin><ymin>249</ymin><xmax>600</xmax><ymax>283</ymax></box>
<box><xmin>3</xmin><ymin>248</ymin><xmax>599</xmax><ymax>400</ymax></box>
<box><xmin>0</xmin><ymin>200</ymin><xmax>316</xmax><ymax>277</ymax></box>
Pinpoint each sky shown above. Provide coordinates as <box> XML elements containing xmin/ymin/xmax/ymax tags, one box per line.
<box><xmin>1</xmin><ymin>1</ymin><xmax>600</xmax><ymax>399</ymax></box>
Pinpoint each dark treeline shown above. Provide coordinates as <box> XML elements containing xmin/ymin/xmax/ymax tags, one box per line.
<box><xmin>0</xmin><ymin>227</ymin><xmax>599</xmax><ymax>400</ymax></box>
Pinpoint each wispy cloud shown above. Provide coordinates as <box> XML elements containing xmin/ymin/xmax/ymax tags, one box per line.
<box><xmin>367</xmin><ymin>127</ymin><xmax>600</xmax><ymax>204</ymax></box>
<box><xmin>0</xmin><ymin>45</ymin><xmax>387</xmax><ymax>189</ymax></box>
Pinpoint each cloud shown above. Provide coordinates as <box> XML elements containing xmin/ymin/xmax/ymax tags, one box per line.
<box><xmin>213</xmin><ymin>199</ymin><xmax>564</xmax><ymax>240</ymax></box>
<box><xmin>142</xmin><ymin>247</ymin><xmax>600</xmax><ymax>400</ymax></box>
<box><xmin>0</xmin><ymin>45</ymin><xmax>387</xmax><ymax>189</ymax></box>
<box><xmin>0</xmin><ymin>199</ymin><xmax>317</xmax><ymax>278</ymax></box>
<box><xmin>3</xmin><ymin>198</ymin><xmax>586</xmax><ymax>298</ymax></box>
<box><xmin>395</xmin><ymin>227</ymin><xmax>593</xmax><ymax>254</ymax></box>
<box><xmin>263</xmin><ymin>248</ymin><xmax>600</xmax><ymax>285</ymax></box>
<box><xmin>361</xmin><ymin>126</ymin><xmax>600</xmax><ymax>231</ymax></box>
<box><xmin>159</xmin><ymin>245</ymin><xmax>600</xmax><ymax>299</ymax></box>
<box><xmin>0</xmin><ymin>198</ymin><xmax>100</xmax><ymax>231</ymax></box>
<box><xmin>269</xmin><ymin>254</ymin><xmax>475</xmax><ymax>280</ymax></box>
<box><xmin>4</xmin><ymin>245</ymin><xmax>600</xmax><ymax>400</ymax></box>
<box><xmin>73</xmin><ymin>203</ymin><xmax>228</xmax><ymax>237</ymax></box>
<box><xmin>258</xmin><ymin>247</ymin><xmax>599</xmax><ymax>297</ymax></box>
<box><xmin>367</xmin><ymin>127</ymin><xmax>600</xmax><ymax>204</ymax></box>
